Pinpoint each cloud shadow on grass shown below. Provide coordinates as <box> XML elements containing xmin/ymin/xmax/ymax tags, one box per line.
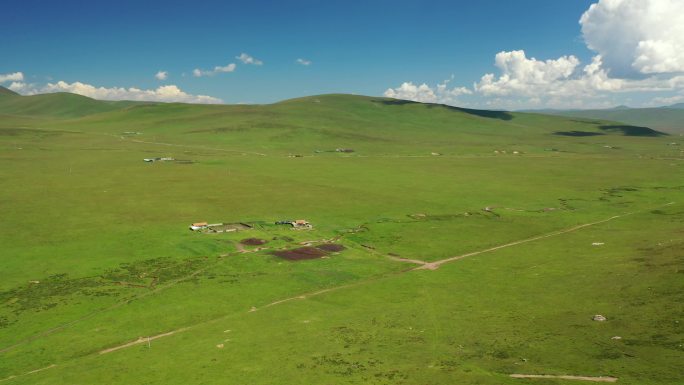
<box><xmin>599</xmin><ymin>125</ymin><xmax>666</xmax><ymax>137</ymax></box>
<box><xmin>375</xmin><ymin>99</ymin><xmax>513</xmax><ymax>121</ymax></box>
<box><xmin>553</xmin><ymin>131</ymin><xmax>606</xmax><ymax>137</ymax></box>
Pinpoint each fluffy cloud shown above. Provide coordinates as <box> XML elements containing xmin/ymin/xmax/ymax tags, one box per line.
<box><xmin>647</xmin><ymin>93</ymin><xmax>684</xmax><ymax>106</ymax></box>
<box><xmin>0</xmin><ymin>72</ymin><xmax>24</xmax><ymax>83</ymax></box>
<box><xmin>155</xmin><ymin>71</ymin><xmax>168</xmax><ymax>80</ymax></box>
<box><xmin>384</xmin><ymin>77</ymin><xmax>471</xmax><ymax>105</ymax></box>
<box><xmin>384</xmin><ymin>82</ymin><xmax>438</xmax><ymax>103</ymax></box>
<box><xmin>578</xmin><ymin>55</ymin><xmax>624</xmax><ymax>92</ymax></box>
<box><xmin>475</xmin><ymin>50</ymin><xmax>581</xmax><ymax>96</ymax></box>
<box><xmin>580</xmin><ymin>0</ymin><xmax>684</xmax><ymax>77</ymax></box>
<box><xmin>385</xmin><ymin>49</ymin><xmax>678</xmax><ymax>109</ymax></box>
<box><xmin>8</xmin><ymin>81</ymin><xmax>29</xmax><ymax>92</ymax></box>
<box><xmin>15</xmin><ymin>80</ymin><xmax>222</xmax><ymax>104</ymax></box>
<box><xmin>474</xmin><ymin>52</ymin><xmax>628</xmax><ymax>98</ymax></box>
<box><xmin>384</xmin><ymin>51</ymin><xmax>615</xmax><ymax>107</ymax></box>
<box><xmin>386</xmin><ymin>1</ymin><xmax>684</xmax><ymax>109</ymax></box>
<box><xmin>193</xmin><ymin>63</ymin><xmax>236</xmax><ymax>77</ymax></box>
<box><xmin>236</xmin><ymin>53</ymin><xmax>263</xmax><ymax>66</ymax></box>
<box><xmin>296</xmin><ymin>58</ymin><xmax>312</xmax><ymax>66</ymax></box>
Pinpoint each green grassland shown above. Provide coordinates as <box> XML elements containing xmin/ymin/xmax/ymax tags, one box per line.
<box><xmin>0</xmin><ymin>89</ymin><xmax>682</xmax><ymax>384</ymax></box>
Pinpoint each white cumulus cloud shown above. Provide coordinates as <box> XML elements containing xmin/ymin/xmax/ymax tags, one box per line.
<box><xmin>155</xmin><ymin>71</ymin><xmax>168</xmax><ymax>80</ymax></box>
<box><xmin>384</xmin><ymin>82</ymin><xmax>438</xmax><ymax>103</ymax></box>
<box><xmin>236</xmin><ymin>53</ymin><xmax>263</xmax><ymax>66</ymax></box>
<box><xmin>647</xmin><ymin>93</ymin><xmax>684</xmax><ymax>106</ymax></box>
<box><xmin>580</xmin><ymin>0</ymin><xmax>684</xmax><ymax>77</ymax></box>
<box><xmin>384</xmin><ymin>77</ymin><xmax>472</xmax><ymax>105</ymax></box>
<box><xmin>475</xmin><ymin>50</ymin><xmax>581</xmax><ymax>96</ymax></box>
<box><xmin>0</xmin><ymin>72</ymin><xmax>24</xmax><ymax>83</ymax></box>
<box><xmin>384</xmin><ymin>0</ymin><xmax>684</xmax><ymax>109</ymax></box>
<box><xmin>192</xmin><ymin>63</ymin><xmax>237</xmax><ymax>77</ymax></box>
<box><xmin>8</xmin><ymin>81</ymin><xmax>29</xmax><ymax>92</ymax></box>
<box><xmin>296</xmin><ymin>58</ymin><xmax>312</xmax><ymax>66</ymax></box>
<box><xmin>15</xmin><ymin>80</ymin><xmax>222</xmax><ymax>104</ymax></box>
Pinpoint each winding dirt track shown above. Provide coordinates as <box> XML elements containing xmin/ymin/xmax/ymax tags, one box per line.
<box><xmin>510</xmin><ymin>374</ymin><xmax>618</xmax><ymax>382</ymax></box>
<box><xmin>0</xmin><ymin>203</ymin><xmax>675</xmax><ymax>380</ymax></box>
<box><xmin>0</xmin><ymin>365</ymin><xmax>57</xmax><ymax>383</ymax></box>
<box><xmin>386</xmin><ymin>255</ymin><xmax>428</xmax><ymax>265</ymax></box>
<box><xmin>416</xmin><ymin>214</ymin><xmax>630</xmax><ymax>270</ymax></box>
<box><xmin>259</xmin><ymin>280</ymin><xmax>377</xmax><ymax>310</ymax></box>
<box><xmin>99</xmin><ymin>328</ymin><xmax>190</xmax><ymax>355</ymax></box>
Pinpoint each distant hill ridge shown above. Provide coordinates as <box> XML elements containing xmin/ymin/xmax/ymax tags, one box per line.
<box><xmin>0</xmin><ymin>86</ymin><xmax>670</xmax><ymax>138</ymax></box>
<box><xmin>611</xmin><ymin>105</ymin><xmax>631</xmax><ymax>110</ymax></box>
<box><xmin>0</xmin><ymin>87</ymin><xmax>143</xmax><ymax>118</ymax></box>
<box><xmin>524</xmin><ymin>105</ymin><xmax>684</xmax><ymax>134</ymax></box>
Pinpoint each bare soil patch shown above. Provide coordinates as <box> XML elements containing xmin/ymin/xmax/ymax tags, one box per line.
<box><xmin>273</xmin><ymin>247</ymin><xmax>327</xmax><ymax>261</ymax></box>
<box><xmin>316</xmin><ymin>243</ymin><xmax>346</xmax><ymax>252</ymax></box>
<box><xmin>240</xmin><ymin>238</ymin><xmax>267</xmax><ymax>246</ymax></box>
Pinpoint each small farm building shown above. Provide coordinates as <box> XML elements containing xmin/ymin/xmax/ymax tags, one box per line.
<box><xmin>189</xmin><ymin>222</ymin><xmax>208</xmax><ymax>231</ymax></box>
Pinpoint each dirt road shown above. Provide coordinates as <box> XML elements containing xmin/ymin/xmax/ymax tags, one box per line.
<box><xmin>416</xmin><ymin>213</ymin><xmax>636</xmax><ymax>271</ymax></box>
<box><xmin>99</xmin><ymin>328</ymin><xmax>190</xmax><ymax>355</ymax></box>
<box><xmin>510</xmin><ymin>374</ymin><xmax>618</xmax><ymax>382</ymax></box>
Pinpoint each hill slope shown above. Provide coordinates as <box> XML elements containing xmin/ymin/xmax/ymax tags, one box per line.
<box><xmin>0</xmin><ymin>89</ymin><xmax>670</xmax><ymax>140</ymax></box>
<box><xmin>6</xmin><ymin>92</ymin><xmax>661</xmax><ymax>160</ymax></box>
<box><xmin>533</xmin><ymin>107</ymin><xmax>684</xmax><ymax>134</ymax></box>
<box><xmin>0</xmin><ymin>85</ymin><xmax>19</xmax><ymax>96</ymax></box>
<box><xmin>0</xmin><ymin>91</ymin><xmax>144</xmax><ymax>118</ymax></box>
<box><xmin>65</xmin><ymin>92</ymin><xmax>666</xmax><ymax>137</ymax></box>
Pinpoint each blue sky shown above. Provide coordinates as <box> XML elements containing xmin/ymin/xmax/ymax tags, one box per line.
<box><xmin>2</xmin><ymin>0</ymin><xmax>683</xmax><ymax>108</ymax></box>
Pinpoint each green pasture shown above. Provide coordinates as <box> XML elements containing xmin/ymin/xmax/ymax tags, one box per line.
<box><xmin>0</xmin><ymin>90</ymin><xmax>682</xmax><ymax>384</ymax></box>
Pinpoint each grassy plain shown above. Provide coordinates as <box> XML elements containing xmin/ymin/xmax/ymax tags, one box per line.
<box><xmin>0</xmin><ymin>91</ymin><xmax>682</xmax><ymax>384</ymax></box>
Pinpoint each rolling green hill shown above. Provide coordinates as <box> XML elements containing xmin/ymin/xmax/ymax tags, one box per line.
<box><xmin>0</xmin><ymin>86</ymin><xmax>19</xmax><ymax>97</ymax></box>
<box><xmin>0</xmin><ymin>87</ymin><xmax>143</xmax><ymax>118</ymax></box>
<box><xmin>15</xmin><ymin>92</ymin><xmax>669</xmax><ymax>151</ymax></box>
<box><xmin>0</xmin><ymin>91</ymin><xmax>682</xmax><ymax>385</ymax></box>
<box><xmin>531</xmin><ymin>106</ymin><xmax>684</xmax><ymax>135</ymax></box>
<box><xmin>0</xmin><ymin>88</ymin><xmax>670</xmax><ymax>140</ymax></box>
